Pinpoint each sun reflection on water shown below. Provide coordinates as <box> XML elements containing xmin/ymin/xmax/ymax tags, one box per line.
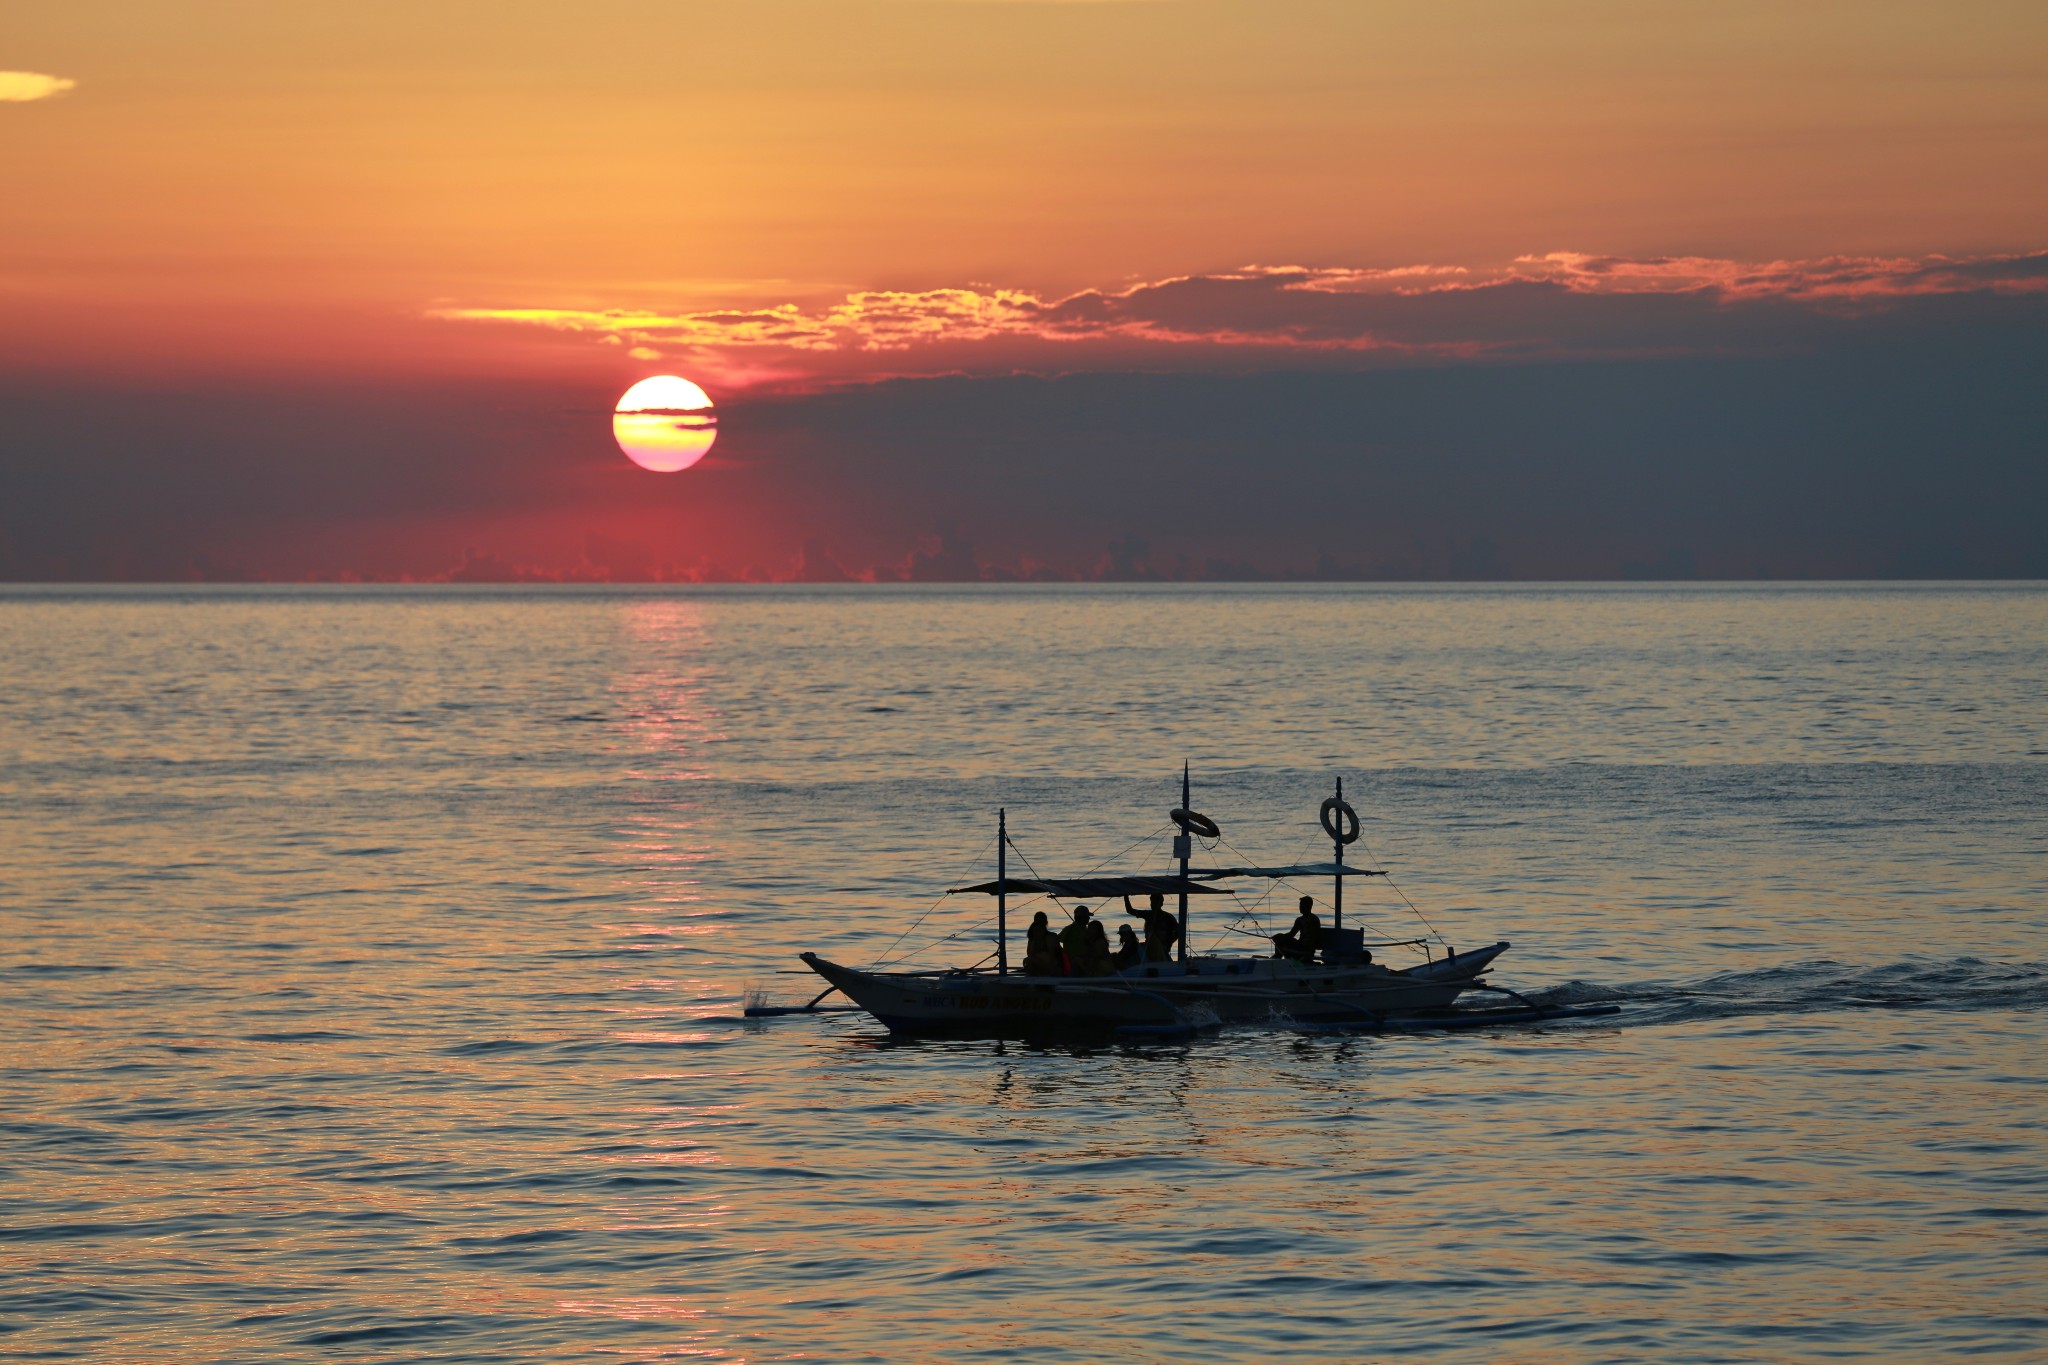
<box><xmin>606</xmin><ymin>598</ymin><xmax>723</xmax><ymax>959</ymax></box>
<box><xmin>7</xmin><ymin>588</ymin><xmax>2046</xmax><ymax>1362</ymax></box>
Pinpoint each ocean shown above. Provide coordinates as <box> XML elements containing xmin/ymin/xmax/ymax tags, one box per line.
<box><xmin>3</xmin><ymin>583</ymin><xmax>2044</xmax><ymax>1362</ymax></box>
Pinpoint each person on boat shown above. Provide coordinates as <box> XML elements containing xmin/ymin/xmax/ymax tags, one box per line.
<box><xmin>1123</xmin><ymin>892</ymin><xmax>1181</xmax><ymax>962</ymax></box>
<box><xmin>1273</xmin><ymin>896</ymin><xmax>1323</xmax><ymax>962</ymax></box>
<box><xmin>1113</xmin><ymin>924</ymin><xmax>1143</xmax><ymax>970</ymax></box>
<box><xmin>1084</xmin><ymin>918</ymin><xmax>1113</xmax><ymax>973</ymax></box>
<box><xmin>1023</xmin><ymin>910</ymin><xmax>1064</xmax><ymax>976</ymax></box>
<box><xmin>1060</xmin><ymin>906</ymin><xmax>1114</xmax><ymax>976</ymax></box>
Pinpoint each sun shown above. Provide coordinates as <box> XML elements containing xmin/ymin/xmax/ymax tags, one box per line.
<box><xmin>613</xmin><ymin>375</ymin><xmax>717</xmax><ymax>473</ymax></box>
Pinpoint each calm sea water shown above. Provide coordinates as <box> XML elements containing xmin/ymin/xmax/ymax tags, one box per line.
<box><xmin>3</xmin><ymin>584</ymin><xmax>2045</xmax><ymax>1363</ymax></box>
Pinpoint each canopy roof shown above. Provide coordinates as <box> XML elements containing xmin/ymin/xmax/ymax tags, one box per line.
<box><xmin>952</xmin><ymin>875</ymin><xmax>1233</xmax><ymax>899</ymax></box>
<box><xmin>1197</xmin><ymin>862</ymin><xmax>1387</xmax><ymax>881</ymax></box>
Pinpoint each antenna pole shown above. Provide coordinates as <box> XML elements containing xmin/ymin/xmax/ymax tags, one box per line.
<box><xmin>997</xmin><ymin>807</ymin><xmax>1009</xmax><ymax>976</ymax></box>
<box><xmin>1332</xmin><ymin>776</ymin><xmax>1345</xmax><ymax>932</ymax></box>
<box><xmin>1177</xmin><ymin>761</ymin><xmax>1191</xmax><ymax>964</ymax></box>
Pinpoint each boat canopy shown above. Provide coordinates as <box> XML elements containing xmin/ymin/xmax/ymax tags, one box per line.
<box><xmin>1196</xmin><ymin>862</ymin><xmax>1387</xmax><ymax>881</ymax></box>
<box><xmin>951</xmin><ymin>875</ymin><xmax>1233</xmax><ymax>898</ymax></box>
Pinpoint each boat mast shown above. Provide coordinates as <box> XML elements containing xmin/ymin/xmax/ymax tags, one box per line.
<box><xmin>1177</xmin><ymin>762</ymin><xmax>1191</xmax><ymax>963</ymax></box>
<box><xmin>997</xmin><ymin>807</ymin><xmax>1009</xmax><ymax>975</ymax></box>
<box><xmin>1332</xmin><ymin>776</ymin><xmax>1344</xmax><ymax>932</ymax></box>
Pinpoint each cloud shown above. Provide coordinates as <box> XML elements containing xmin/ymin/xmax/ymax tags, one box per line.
<box><xmin>433</xmin><ymin>251</ymin><xmax>2048</xmax><ymax>390</ymax></box>
<box><xmin>1513</xmin><ymin>251</ymin><xmax>2048</xmax><ymax>301</ymax></box>
<box><xmin>9</xmin><ymin>286</ymin><xmax>2046</xmax><ymax>583</ymax></box>
<box><xmin>0</xmin><ymin>71</ymin><xmax>77</xmax><ymax>102</ymax></box>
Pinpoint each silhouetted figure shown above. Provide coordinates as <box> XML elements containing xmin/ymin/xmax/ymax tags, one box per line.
<box><xmin>1084</xmin><ymin>918</ymin><xmax>1113</xmax><ymax>975</ymax></box>
<box><xmin>1023</xmin><ymin>910</ymin><xmax>1063</xmax><ymax>976</ymax></box>
<box><xmin>1113</xmin><ymin>924</ymin><xmax>1143</xmax><ymax>970</ymax></box>
<box><xmin>1273</xmin><ymin>896</ymin><xmax>1322</xmax><ymax>962</ymax></box>
<box><xmin>1056</xmin><ymin>900</ymin><xmax>1105</xmax><ymax>978</ymax></box>
<box><xmin>1124</xmin><ymin>891</ymin><xmax>1181</xmax><ymax>962</ymax></box>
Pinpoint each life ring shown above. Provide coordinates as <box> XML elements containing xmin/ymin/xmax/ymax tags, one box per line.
<box><xmin>1170</xmin><ymin>807</ymin><xmax>1220</xmax><ymax>839</ymax></box>
<box><xmin>1320</xmin><ymin>797</ymin><xmax>1360</xmax><ymax>845</ymax></box>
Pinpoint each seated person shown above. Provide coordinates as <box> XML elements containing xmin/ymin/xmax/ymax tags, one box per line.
<box><xmin>1113</xmin><ymin>924</ymin><xmax>1143</xmax><ymax>970</ymax></box>
<box><xmin>1123</xmin><ymin>891</ymin><xmax>1182</xmax><ymax>962</ymax></box>
<box><xmin>1059</xmin><ymin>906</ymin><xmax>1115</xmax><ymax>977</ymax></box>
<box><xmin>1023</xmin><ymin>910</ymin><xmax>1064</xmax><ymax>976</ymax></box>
<box><xmin>1083</xmin><ymin>918</ymin><xmax>1115</xmax><ymax>976</ymax></box>
<box><xmin>1272</xmin><ymin>896</ymin><xmax>1323</xmax><ymax>962</ymax></box>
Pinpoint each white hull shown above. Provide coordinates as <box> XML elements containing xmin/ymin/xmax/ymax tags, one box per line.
<box><xmin>801</xmin><ymin>943</ymin><xmax>1509</xmax><ymax>1035</ymax></box>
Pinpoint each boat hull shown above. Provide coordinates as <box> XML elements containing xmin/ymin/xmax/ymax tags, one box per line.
<box><xmin>800</xmin><ymin>943</ymin><xmax>1509</xmax><ymax>1035</ymax></box>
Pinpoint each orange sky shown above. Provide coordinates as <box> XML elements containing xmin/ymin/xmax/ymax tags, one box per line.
<box><xmin>4</xmin><ymin>2</ymin><xmax>2045</xmax><ymax>584</ymax></box>
<box><xmin>6</xmin><ymin>0</ymin><xmax>2046</xmax><ymax>380</ymax></box>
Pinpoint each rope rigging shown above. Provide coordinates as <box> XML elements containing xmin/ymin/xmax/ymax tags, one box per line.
<box><xmin>1351</xmin><ymin>827</ymin><xmax>1450</xmax><ymax>949</ymax></box>
<box><xmin>1199</xmin><ymin>816</ymin><xmax>1450</xmax><ymax>956</ymax></box>
<box><xmin>874</xmin><ymin>800</ymin><xmax>1449</xmax><ymax>970</ymax></box>
<box><xmin>868</xmin><ymin>829</ymin><xmax>995</xmax><ymax>969</ymax></box>
<box><xmin>1202</xmin><ymin>827</ymin><xmax>1312</xmax><ymax>950</ymax></box>
<box><xmin>878</xmin><ymin>821</ymin><xmax>1175</xmax><ymax>969</ymax></box>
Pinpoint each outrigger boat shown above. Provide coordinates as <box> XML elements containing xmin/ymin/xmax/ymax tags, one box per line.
<box><xmin>764</xmin><ymin>770</ymin><xmax>1618</xmax><ymax>1038</ymax></box>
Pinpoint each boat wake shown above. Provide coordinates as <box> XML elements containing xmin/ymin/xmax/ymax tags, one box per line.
<box><xmin>1531</xmin><ymin>957</ymin><xmax>2048</xmax><ymax>1028</ymax></box>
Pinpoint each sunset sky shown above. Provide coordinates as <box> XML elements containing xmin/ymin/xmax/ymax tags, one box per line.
<box><xmin>4</xmin><ymin>0</ymin><xmax>2045</xmax><ymax>580</ymax></box>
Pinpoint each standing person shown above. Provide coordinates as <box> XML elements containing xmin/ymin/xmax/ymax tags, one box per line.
<box><xmin>1123</xmin><ymin>892</ymin><xmax>1181</xmax><ymax>962</ymax></box>
<box><xmin>1272</xmin><ymin>896</ymin><xmax>1322</xmax><ymax>962</ymax></box>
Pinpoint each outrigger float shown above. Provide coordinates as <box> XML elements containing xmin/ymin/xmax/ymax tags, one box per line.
<box><xmin>753</xmin><ymin>769</ymin><xmax>1619</xmax><ymax>1039</ymax></box>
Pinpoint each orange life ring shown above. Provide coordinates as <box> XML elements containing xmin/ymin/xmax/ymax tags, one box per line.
<box><xmin>1170</xmin><ymin>807</ymin><xmax>1220</xmax><ymax>839</ymax></box>
<box><xmin>1320</xmin><ymin>797</ymin><xmax>1360</xmax><ymax>845</ymax></box>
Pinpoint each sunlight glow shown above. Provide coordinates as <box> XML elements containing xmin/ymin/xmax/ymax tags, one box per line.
<box><xmin>618</xmin><ymin>375</ymin><xmax>713</xmax><ymax>414</ymax></box>
<box><xmin>614</xmin><ymin>376</ymin><xmax>716</xmax><ymax>473</ymax></box>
